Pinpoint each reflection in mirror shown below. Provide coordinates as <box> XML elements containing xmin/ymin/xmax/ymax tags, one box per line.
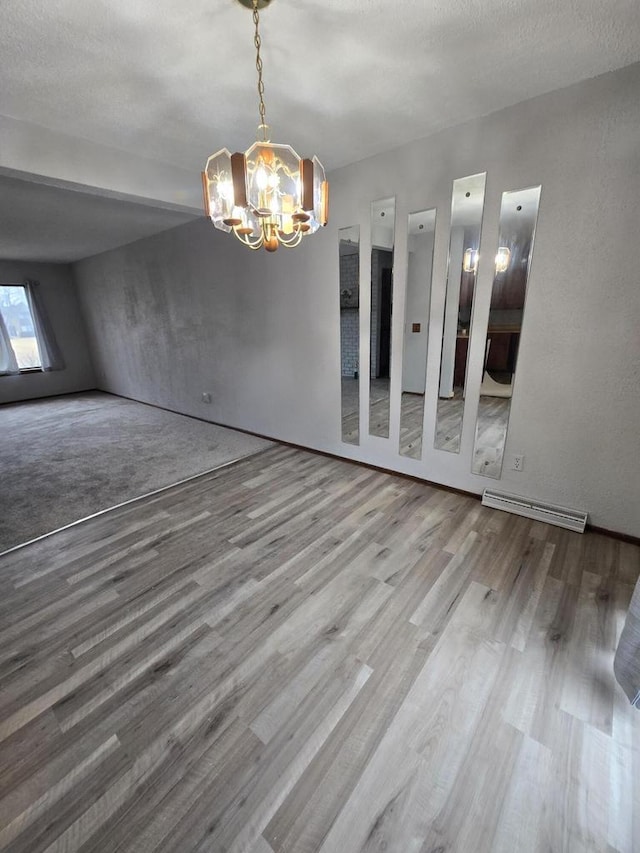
<box><xmin>399</xmin><ymin>208</ymin><xmax>437</xmax><ymax>459</ymax></box>
<box><xmin>434</xmin><ymin>173</ymin><xmax>487</xmax><ymax>453</ymax></box>
<box><xmin>472</xmin><ymin>186</ymin><xmax>542</xmax><ymax>477</ymax></box>
<box><xmin>340</xmin><ymin>225</ymin><xmax>361</xmax><ymax>444</ymax></box>
<box><xmin>369</xmin><ymin>198</ymin><xmax>396</xmax><ymax>438</ymax></box>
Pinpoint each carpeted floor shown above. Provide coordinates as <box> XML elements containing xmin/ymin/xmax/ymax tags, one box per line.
<box><xmin>0</xmin><ymin>392</ymin><xmax>273</xmax><ymax>552</ymax></box>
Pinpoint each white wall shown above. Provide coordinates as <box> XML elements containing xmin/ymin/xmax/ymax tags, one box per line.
<box><xmin>74</xmin><ymin>63</ymin><xmax>640</xmax><ymax>537</ymax></box>
<box><xmin>0</xmin><ymin>260</ymin><xmax>96</xmax><ymax>403</ymax></box>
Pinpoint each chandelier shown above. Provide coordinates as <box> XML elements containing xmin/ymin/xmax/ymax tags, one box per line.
<box><xmin>201</xmin><ymin>0</ymin><xmax>328</xmax><ymax>252</ymax></box>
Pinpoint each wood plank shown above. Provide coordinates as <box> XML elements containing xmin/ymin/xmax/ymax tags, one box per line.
<box><xmin>0</xmin><ymin>445</ymin><xmax>637</xmax><ymax>852</ymax></box>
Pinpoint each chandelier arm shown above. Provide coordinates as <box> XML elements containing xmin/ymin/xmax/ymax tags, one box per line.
<box><xmin>252</xmin><ymin>0</ymin><xmax>268</xmax><ymax>140</ymax></box>
<box><xmin>232</xmin><ymin>227</ymin><xmax>264</xmax><ymax>250</ymax></box>
<box><xmin>237</xmin><ymin>236</ymin><xmax>263</xmax><ymax>250</ymax></box>
<box><xmin>278</xmin><ymin>229</ymin><xmax>304</xmax><ymax>248</ymax></box>
<box><xmin>275</xmin><ymin>224</ymin><xmax>303</xmax><ymax>244</ymax></box>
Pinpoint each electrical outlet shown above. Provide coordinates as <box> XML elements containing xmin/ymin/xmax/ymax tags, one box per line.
<box><xmin>201</xmin><ymin>392</ymin><xmax>212</xmax><ymax>404</ymax></box>
<box><xmin>512</xmin><ymin>454</ymin><xmax>524</xmax><ymax>471</ymax></box>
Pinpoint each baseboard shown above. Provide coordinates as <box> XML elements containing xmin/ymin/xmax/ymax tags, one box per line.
<box><xmin>587</xmin><ymin>525</ymin><xmax>640</xmax><ymax>547</ymax></box>
<box><xmin>92</xmin><ymin>390</ymin><xmax>489</xmax><ymax>503</ymax></box>
<box><xmin>0</xmin><ymin>386</ymin><xmax>99</xmax><ymax>408</ymax></box>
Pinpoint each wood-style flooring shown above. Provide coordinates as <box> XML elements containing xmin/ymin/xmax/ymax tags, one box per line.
<box><xmin>0</xmin><ymin>445</ymin><xmax>638</xmax><ymax>852</ymax></box>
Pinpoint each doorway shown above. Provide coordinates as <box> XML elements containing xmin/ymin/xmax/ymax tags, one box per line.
<box><xmin>378</xmin><ymin>267</ymin><xmax>393</xmax><ymax>378</ymax></box>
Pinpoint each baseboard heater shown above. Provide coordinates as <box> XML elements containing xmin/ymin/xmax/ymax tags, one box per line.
<box><xmin>481</xmin><ymin>489</ymin><xmax>588</xmax><ymax>533</ymax></box>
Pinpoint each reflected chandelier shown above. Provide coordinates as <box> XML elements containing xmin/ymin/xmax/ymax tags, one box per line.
<box><xmin>201</xmin><ymin>0</ymin><xmax>328</xmax><ymax>252</ymax></box>
<box><xmin>462</xmin><ymin>246</ymin><xmax>511</xmax><ymax>273</ymax></box>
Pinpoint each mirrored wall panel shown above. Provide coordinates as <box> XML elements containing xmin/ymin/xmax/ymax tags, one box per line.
<box><xmin>369</xmin><ymin>198</ymin><xmax>396</xmax><ymax>438</ymax></box>
<box><xmin>339</xmin><ymin>225</ymin><xmax>361</xmax><ymax>445</ymax></box>
<box><xmin>472</xmin><ymin>185</ymin><xmax>542</xmax><ymax>477</ymax></box>
<box><xmin>434</xmin><ymin>173</ymin><xmax>487</xmax><ymax>453</ymax></box>
<box><xmin>399</xmin><ymin>208</ymin><xmax>437</xmax><ymax>459</ymax></box>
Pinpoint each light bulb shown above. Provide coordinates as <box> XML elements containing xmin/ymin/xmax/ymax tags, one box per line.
<box><xmin>463</xmin><ymin>248</ymin><xmax>478</xmax><ymax>273</ymax></box>
<box><xmin>217</xmin><ymin>180</ymin><xmax>233</xmax><ymax>201</ymax></box>
<box><xmin>495</xmin><ymin>247</ymin><xmax>511</xmax><ymax>273</ymax></box>
<box><xmin>256</xmin><ymin>168</ymin><xmax>268</xmax><ymax>190</ymax></box>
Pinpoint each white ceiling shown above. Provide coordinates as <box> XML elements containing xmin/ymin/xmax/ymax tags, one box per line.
<box><xmin>1</xmin><ymin>0</ymin><xmax>639</xmax><ymax>262</ymax></box>
<box><xmin>0</xmin><ymin>175</ymin><xmax>196</xmax><ymax>264</ymax></box>
<box><xmin>2</xmin><ymin>0</ymin><xmax>640</xmax><ymax>172</ymax></box>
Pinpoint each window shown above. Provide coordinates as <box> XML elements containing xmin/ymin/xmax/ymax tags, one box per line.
<box><xmin>0</xmin><ymin>285</ymin><xmax>42</xmax><ymax>370</ymax></box>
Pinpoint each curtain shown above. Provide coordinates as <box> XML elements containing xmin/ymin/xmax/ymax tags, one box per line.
<box><xmin>0</xmin><ymin>311</ymin><xmax>20</xmax><ymax>375</ymax></box>
<box><xmin>24</xmin><ymin>280</ymin><xmax>65</xmax><ymax>372</ymax></box>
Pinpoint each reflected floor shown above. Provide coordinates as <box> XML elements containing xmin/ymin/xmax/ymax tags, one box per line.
<box><xmin>368</xmin><ymin>378</ymin><xmax>391</xmax><ymax>438</ymax></box>
<box><xmin>472</xmin><ymin>396</ymin><xmax>511</xmax><ymax>477</ymax></box>
<box><xmin>342</xmin><ymin>377</ymin><xmax>511</xmax><ymax>477</ymax></box>
<box><xmin>400</xmin><ymin>393</ymin><xmax>426</xmax><ymax>459</ymax></box>
<box><xmin>343</xmin><ymin>382</ymin><xmax>510</xmax><ymax>475</ymax></box>
<box><xmin>436</xmin><ymin>393</ymin><xmax>510</xmax><ymax>475</ymax></box>
<box><xmin>341</xmin><ymin>378</ymin><xmax>390</xmax><ymax>445</ymax></box>
<box><xmin>435</xmin><ymin>393</ymin><xmax>465</xmax><ymax>453</ymax></box>
<box><xmin>341</xmin><ymin>377</ymin><xmax>360</xmax><ymax>445</ymax></box>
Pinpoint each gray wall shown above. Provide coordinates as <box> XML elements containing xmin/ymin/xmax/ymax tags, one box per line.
<box><xmin>75</xmin><ymin>219</ymin><xmax>338</xmax><ymax>444</ymax></box>
<box><xmin>75</xmin><ymin>63</ymin><xmax>640</xmax><ymax>537</ymax></box>
<box><xmin>0</xmin><ymin>260</ymin><xmax>95</xmax><ymax>403</ymax></box>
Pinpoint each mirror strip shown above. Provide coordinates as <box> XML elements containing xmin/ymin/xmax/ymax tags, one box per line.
<box><xmin>369</xmin><ymin>198</ymin><xmax>396</xmax><ymax>439</ymax></box>
<box><xmin>471</xmin><ymin>185</ymin><xmax>542</xmax><ymax>477</ymax></box>
<box><xmin>340</xmin><ymin>225</ymin><xmax>361</xmax><ymax>445</ymax></box>
<box><xmin>399</xmin><ymin>207</ymin><xmax>437</xmax><ymax>459</ymax></box>
<box><xmin>434</xmin><ymin>173</ymin><xmax>487</xmax><ymax>454</ymax></box>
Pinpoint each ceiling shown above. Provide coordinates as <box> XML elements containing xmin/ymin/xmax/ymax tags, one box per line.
<box><xmin>1</xmin><ymin>0</ymin><xmax>639</xmax><ymax>263</ymax></box>
<box><xmin>3</xmin><ymin>0</ymin><xmax>640</xmax><ymax>171</ymax></box>
<box><xmin>0</xmin><ymin>175</ymin><xmax>196</xmax><ymax>264</ymax></box>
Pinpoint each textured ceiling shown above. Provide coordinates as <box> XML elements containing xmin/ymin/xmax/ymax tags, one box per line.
<box><xmin>1</xmin><ymin>0</ymin><xmax>639</xmax><ymax>263</ymax></box>
<box><xmin>2</xmin><ymin>0</ymin><xmax>640</xmax><ymax>173</ymax></box>
<box><xmin>0</xmin><ymin>176</ymin><xmax>196</xmax><ymax>264</ymax></box>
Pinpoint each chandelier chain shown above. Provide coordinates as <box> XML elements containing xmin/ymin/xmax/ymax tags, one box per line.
<box><xmin>252</xmin><ymin>0</ymin><xmax>268</xmax><ymax>140</ymax></box>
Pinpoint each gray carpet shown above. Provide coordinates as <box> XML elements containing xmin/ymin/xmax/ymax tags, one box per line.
<box><xmin>0</xmin><ymin>392</ymin><xmax>273</xmax><ymax>553</ymax></box>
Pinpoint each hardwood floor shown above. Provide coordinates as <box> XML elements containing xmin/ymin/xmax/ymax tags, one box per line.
<box><xmin>0</xmin><ymin>445</ymin><xmax>638</xmax><ymax>852</ymax></box>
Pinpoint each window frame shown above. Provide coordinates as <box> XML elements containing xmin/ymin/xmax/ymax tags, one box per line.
<box><xmin>0</xmin><ymin>283</ymin><xmax>44</xmax><ymax>374</ymax></box>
